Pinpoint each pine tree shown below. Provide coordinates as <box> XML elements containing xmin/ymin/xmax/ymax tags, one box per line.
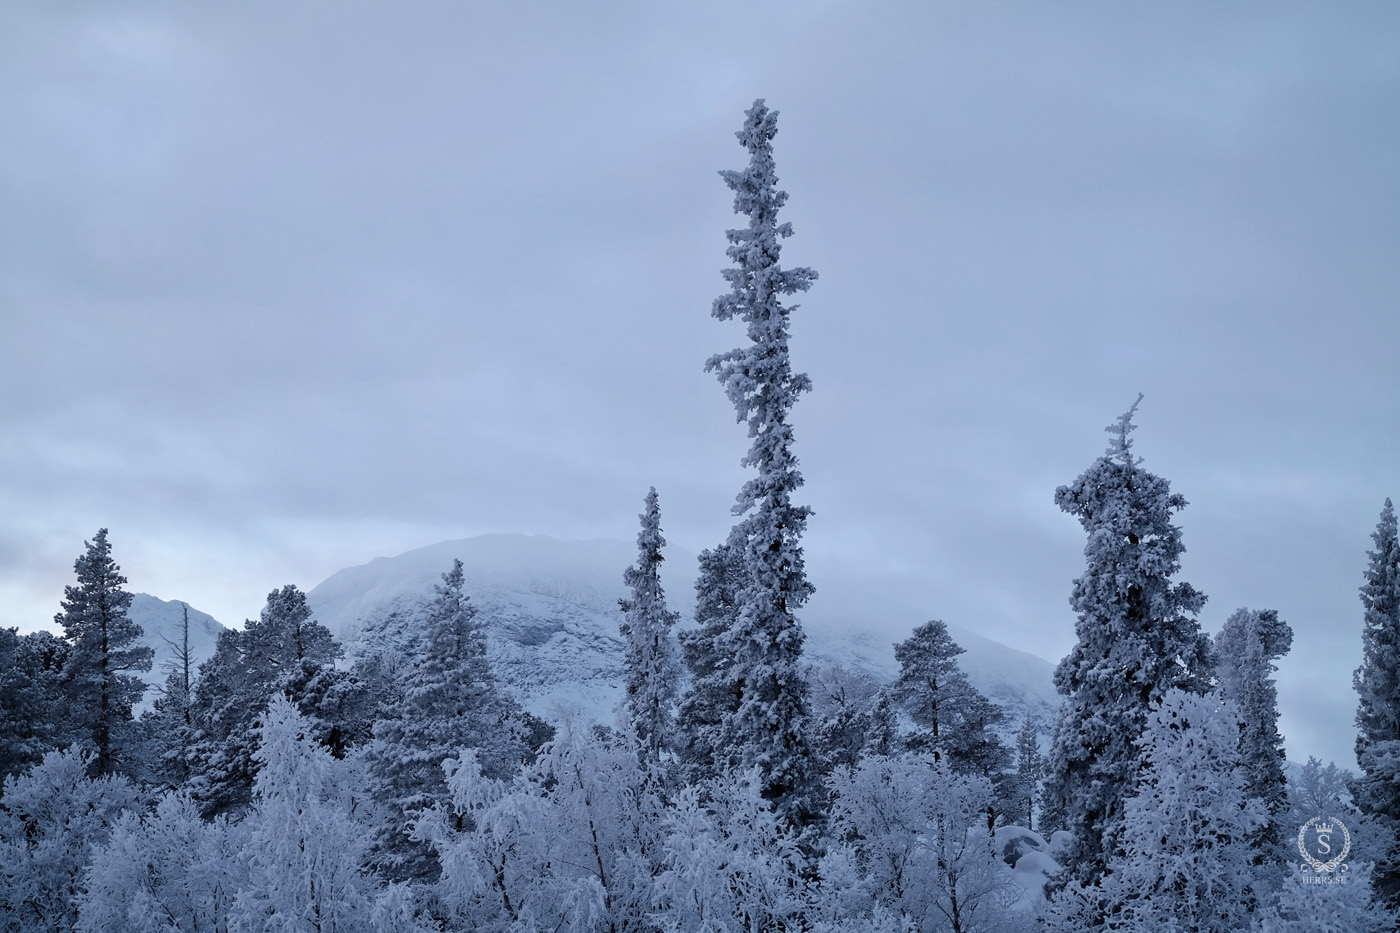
<box><xmin>704</xmin><ymin>98</ymin><xmax>820</xmax><ymax>826</ymax></box>
<box><xmin>368</xmin><ymin>558</ymin><xmax>528</xmax><ymax>880</ymax></box>
<box><xmin>1042</xmin><ymin>397</ymin><xmax>1213</xmax><ymax>893</ymax></box>
<box><xmin>243</xmin><ymin>583</ymin><xmax>339</xmax><ymax>677</ymax></box>
<box><xmin>186</xmin><ymin>584</ymin><xmax>340</xmax><ymax>816</ymax></box>
<box><xmin>54</xmin><ymin>529</ymin><xmax>152</xmax><ymax>777</ymax></box>
<box><xmin>1215</xmin><ymin>606</ymin><xmax>1293</xmax><ymax>872</ymax></box>
<box><xmin>618</xmin><ymin>487</ymin><xmax>681</xmax><ymax>778</ymax></box>
<box><xmin>1352</xmin><ymin>497</ymin><xmax>1400</xmax><ymax>913</ymax></box>
<box><xmin>892</xmin><ymin>620</ymin><xmax>1010</xmax><ymax>782</ymax></box>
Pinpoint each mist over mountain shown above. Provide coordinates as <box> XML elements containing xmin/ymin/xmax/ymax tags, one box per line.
<box><xmin>122</xmin><ymin>534</ymin><xmax>1060</xmax><ymax>734</ymax></box>
<box><xmin>304</xmin><ymin>533</ymin><xmax>1061</xmax><ymax>734</ymax></box>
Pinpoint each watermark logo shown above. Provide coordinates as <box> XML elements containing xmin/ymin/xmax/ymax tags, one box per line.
<box><xmin>1297</xmin><ymin>816</ymin><xmax>1350</xmax><ymax>883</ymax></box>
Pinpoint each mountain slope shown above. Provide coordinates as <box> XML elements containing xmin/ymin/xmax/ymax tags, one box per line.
<box><xmin>128</xmin><ymin>594</ymin><xmax>227</xmax><ymax>711</ymax></box>
<box><xmin>306</xmin><ymin>533</ymin><xmax>1061</xmax><ymax>733</ymax></box>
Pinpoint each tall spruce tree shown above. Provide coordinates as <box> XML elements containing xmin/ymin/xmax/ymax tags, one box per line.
<box><xmin>54</xmin><ymin>529</ymin><xmax>152</xmax><ymax>777</ymax></box>
<box><xmin>1352</xmin><ymin>497</ymin><xmax>1400</xmax><ymax>913</ymax></box>
<box><xmin>703</xmin><ymin>98</ymin><xmax>819</xmax><ymax>826</ymax></box>
<box><xmin>1215</xmin><ymin>606</ymin><xmax>1292</xmax><ymax>871</ymax></box>
<box><xmin>1042</xmin><ymin>397</ymin><xmax>1213</xmax><ymax>895</ymax></box>
<box><xmin>1015</xmin><ymin>713</ymin><xmax>1044</xmax><ymax>830</ymax></box>
<box><xmin>618</xmin><ymin>487</ymin><xmax>681</xmax><ymax>777</ymax></box>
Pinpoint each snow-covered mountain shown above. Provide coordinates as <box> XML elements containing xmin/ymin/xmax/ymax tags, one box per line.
<box><xmin>128</xmin><ymin>594</ymin><xmax>227</xmax><ymax>712</ymax></box>
<box><xmin>305</xmin><ymin>533</ymin><xmax>1061</xmax><ymax>733</ymax></box>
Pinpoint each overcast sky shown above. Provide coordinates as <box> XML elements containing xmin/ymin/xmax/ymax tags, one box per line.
<box><xmin>2</xmin><ymin>2</ymin><xmax>1396</xmax><ymax>769</ymax></box>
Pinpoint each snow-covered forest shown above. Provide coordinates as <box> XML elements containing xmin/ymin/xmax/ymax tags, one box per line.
<box><xmin>2</xmin><ymin>100</ymin><xmax>1398</xmax><ymax>933</ymax></box>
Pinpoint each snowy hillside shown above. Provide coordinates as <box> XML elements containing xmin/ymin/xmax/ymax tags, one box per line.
<box><xmin>308</xmin><ymin>535</ymin><xmax>653</xmax><ymax>723</ymax></box>
<box><xmin>128</xmin><ymin>593</ymin><xmax>227</xmax><ymax>712</ymax></box>
<box><xmin>306</xmin><ymin>533</ymin><xmax>1061</xmax><ymax>732</ymax></box>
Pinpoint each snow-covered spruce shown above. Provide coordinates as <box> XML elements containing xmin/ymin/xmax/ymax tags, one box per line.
<box><xmin>618</xmin><ymin>487</ymin><xmax>682</xmax><ymax>779</ymax></box>
<box><xmin>1215</xmin><ymin>606</ymin><xmax>1293</xmax><ymax>876</ymax></box>
<box><xmin>676</xmin><ymin>536</ymin><xmax>746</xmax><ymax>786</ymax></box>
<box><xmin>1041</xmin><ymin>396</ymin><xmax>1213</xmax><ymax>896</ymax></box>
<box><xmin>0</xmin><ymin>626</ymin><xmax>68</xmax><ymax>783</ymax></box>
<box><xmin>1352</xmin><ymin>497</ymin><xmax>1400</xmax><ymax>914</ymax></box>
<box><xmin>366</xmin><ymin>558</ymin><xmax>531</xmax><ymax>881</ymax></box>
<box><xmin>1013</xmin><ymin>713</ymin><xmax>1044</xmax><ymax>832</ymax></box>
<box><xmin>702</xmin><ymin>98</ymin><xmax>820</xmax><ymax>828</ymax></box>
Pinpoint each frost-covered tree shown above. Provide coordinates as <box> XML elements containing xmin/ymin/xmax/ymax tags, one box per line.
<box><xmin>1288</xmin><ymin>756</ymin><xmax>1354</xmax><ymax>825</ymax></box>
<box><xmin>428</xmin><ymin>714</ymin><xmax>661</xmax><ymax>933</ymax></box>
<box><xmin>241</xmin><ymin>583</ymin><xmax>340</xmax><ymax>680</ymax></box>
<box><xmin>676</xmin><ymin>538</ymin><xmax>746</xmax><ymax>786</ymax></box>
<box><xmin>893</xmin><ymin>621</ymin><xmax>1009</xmax><ymax>783</ymax></box>
<box><xmin>654</xmin><ymin>768</ymin><xmax>811</xmax><ymax>933</ymax></box>
<box><xmin>1042</xmin><ymin>397</ymin><xmax>1213</xmax><ymax>891</ymax></box>
<box><xmin>619</xmin><ymin>487</ymin><xmax>682</xmax><ymax>777</ymax></box>
<box><xmin>1014</xmin><ymin>714</ymin><xmax>1043</xmax><ymax>831</ymax></box>
<box><xmin>892</xmin><ymin>621</ymin><xmax>968</xmax><ymax>756</ymax></box>
<box><xmin>54</xmin><ymin>529</ymin><xmax>152</xmax><ymax>776</ymax></box>
<box><xmin>1257</xmin><ymin>860</ymin><xmax>1391</xmax><ymax>933</ymax></box>
<box><xmin>0</xmin><ymin>747</ymin><xmax>141</xmax><ymax>933</ymax></box>
<box><xmin>704</xmin><ymin>99</ymin><xmax>820</xmax><ymax>826</ymax></box>
<box><xmin>78</xmin><ymin>792</ymin><xmax>250</xmax><ymax>933</ymax></box>
<box><xmin>808</xmin><ymin>664</ymin><xmax>897</xmax><ymax>773</ymax></box>
<box><xmin>1215</xmin><ymin>606</ymin><xmax>1292</xmax><ymax>870</ymax></box>
<box><xmin>368</xmin><ymin>558</ymin><xmax>530</xmax><ymax>880</ymax></box>
<box><xmin>1353</xmin><ymin>497</ymin><xmax>1400</xmax><ymax>913</ymax></box>
<box><xmin>1091</xmin><ymin>690</ymin><xmax>1265</xmax><ymax>933</ymax></box>
<box><xmin>186</xmin><ymin>584</ymin><xmax>340</xmax><ymax>816</ymax></box>
<box><xmin>184</xmin><ymin>629</ymin><xmax>257</xmax><ymax>815</ymax></box>
<box><xmin>236</xmin><ymin>696</ymin><xmax>412</xmax><ymax>933</ymax></box>
<box><xmin>826</xmin><ymin>753</ymin><xmax>1022</xmax><ymax>933</ymax></box>
<box><xmin>0</xmin><ymin>628</ymin><xmax>68</xmax><ymax>783</ymax></box>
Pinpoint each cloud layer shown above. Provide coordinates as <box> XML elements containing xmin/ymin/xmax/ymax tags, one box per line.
<box><xmin>3</xmin><ymin>2</ymin><xmax>1397</xmax><ymax>768</ymax></box>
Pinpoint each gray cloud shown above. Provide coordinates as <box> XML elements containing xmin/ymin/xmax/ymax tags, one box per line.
<box><xmin>2</xmin><ymin>1</ymin><xmax>1396</xmax><ymax>769</ymax></box>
